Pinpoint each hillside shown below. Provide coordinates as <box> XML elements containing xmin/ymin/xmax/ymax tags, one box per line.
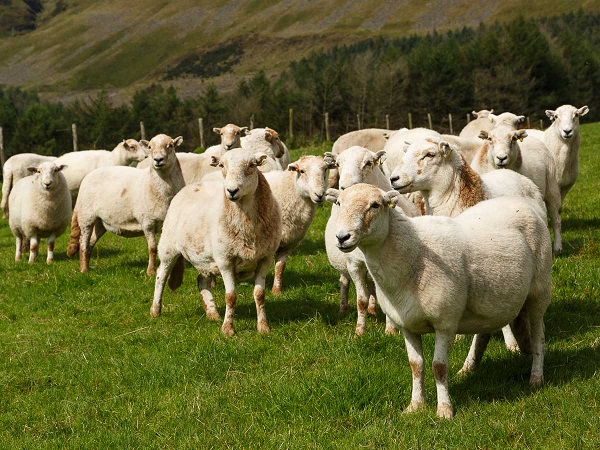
<box><xmin>0</xmin><ymin>0</ymin><xmax>598</xmax><ymax>103</ymax></box>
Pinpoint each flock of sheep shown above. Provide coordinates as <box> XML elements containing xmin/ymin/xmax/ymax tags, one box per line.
<box><xmin>0</xmin><ymin>104</ymin><xmax>589</xmax><ymax>418</ymax></box>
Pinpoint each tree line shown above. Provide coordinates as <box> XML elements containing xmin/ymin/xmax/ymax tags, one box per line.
<box><xmin>0</xmin><ymin>10</ymin><xmax>598</xmax><ymax>159</ymax></box>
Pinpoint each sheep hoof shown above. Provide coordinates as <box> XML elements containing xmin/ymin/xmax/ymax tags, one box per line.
<box><xmin>257</xmin><ymin>321</ymin><xmax>270</xmax><ymax>334</ymax></box>
<box><xmin>457</xmin><ymin>363</ymin><xmax>474</xmax><ymax>377</ymax></box>
<box><xmin>271</xmin><ymin>286</ymin><xmax>282</xmax><ymax>296</ymax></box>
<box><xmin>367</xmin><ymin>305</ymin><xmax>377</xmax><ymax>316</ymax></box>
<box><xmin>404</xmin><ymin>401</ymin><xmax>426</xmax><ymax>414</ymax></box>
<box><xmin>149</xmin><ymin>304</ymin><xmax>162</xmax><ymax>318</ymax></box>
<box><xmin>454</xmin><ymin>334</ymin><xmax>465</xmax><ymax>342</ymax></box>
<box><xmin>146</xmin><ymin>268</ymin><xmax>156</xmax><ymax>277</ymax></box>
<box><xmin>385</xmin><ymin>326</ymin><xmax>398</xmax><ymax>335</ymax></box>
<box><xmin>529</xmin><ymin>374</ymin><xmax>543</xmax><ymax>386</ymax></box>
<box><xmin>46</xmin><ymin>259</ymin><xmax>54</xmax><ymax>264</ymax></box>
<box><xmin>437</xmin><ymin>402</ymin><xmax>454</xmax><ymax>419</ymax></box>
<box><xmin>221</xmin><ymin>323</ymin><xmax>235</xmax><ymax>336</ymax></box>
<box><xmin>505</xmin><ymin>342</ymin><xmax>520</xmax><ymax>353</ymax></box>
<box><xmin>339</xmin><ymin>305</ymin><xmax>350</xmax><ymax>316</ymax></box>
<box><xmin>553</xmin><ymin>244</ymin><xmax>562</xmax><ymax>255</ymax></box>
<box><xmin>205</xmin><ymin>309</ymin><xmax>221</xmax><ymax>321</ymax></box>
<box><xmin>354</xmin><ymin>325</ymin><xmax>365</xmax><ymax>336</ymax></box>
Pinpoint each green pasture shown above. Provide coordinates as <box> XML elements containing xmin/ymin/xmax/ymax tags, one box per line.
<box><xmin>0</xmin><ymin>126</ymin><xmax>598</xmax><ymax>448</ymax></box>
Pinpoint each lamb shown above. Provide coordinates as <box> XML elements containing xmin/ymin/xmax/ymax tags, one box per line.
<box><xmin>327</xmin><ymin>183</ymin><xmax>552</xmax><ymax>418</ymax></box>
<box><xmin>55</xmin><ymin>139</ymin><xmax>149</xmax><ymax>202</ymax></box>
<box><xmin>241</xmin><ymin>127</ymin><xmax>290</xmax><ymax>171</ymax></box>
<box><xmin>8</xmin><ymin>162</ymin><xmax>71</xmax><ymax>263</ymax></box>
<box><xmin>324</xmin><ymin>146</ymin><xmax>420</xmax><ymax>335</ymax></box>
<box><xmin>202</xmin><ymin>123</ymin><xmax>248</xmax><ymax>158</ymax></box>
<box><xmin>389</xmin><ymin>136</ymin><xmax>545</xmax><ymax>352</ymax></box>
<box><xmin>1</xmin><ymin>153</ymin><xmax>57</xmax><ymax>218</ymax></box>
<box><xmin>526</xmin><ymin>105</ymin><xmax>589</xmax><ymax>201</ymax></box>
<box><xmin>471</xmin><ymin>126</ymin><xmax>563</xmax><ymax>253</ymax></box>
<box><xmin>149</xmin><ymin>148</ymin><xmax>282</xmax><ymax>336</ymax></box>
<box><xmin>67</xmin><ymin>134</ymin><xmax>186</xmax><ymax>275</ymax></box>
<box><xmin>263</xmin><ymin>155</ymin><xmax>335</xmax><ymax>295</ymax></box>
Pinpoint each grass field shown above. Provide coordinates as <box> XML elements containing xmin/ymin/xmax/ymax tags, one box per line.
<box><xmin>0</xmin><ymin>125</ymin><xmax>599</xmax><ymax>448</ymax></box>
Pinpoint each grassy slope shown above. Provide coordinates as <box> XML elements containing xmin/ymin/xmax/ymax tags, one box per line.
<box><xmin>0</xmin><ymin>0</ymin><xmax>598</xmax><ymax>99</ymax></box>
<box><xmin>0</xmin><ymin>124</ymin><xmax>598</xmax><ymax>448</ymax></box>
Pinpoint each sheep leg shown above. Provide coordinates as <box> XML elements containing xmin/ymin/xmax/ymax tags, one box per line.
<box><xmin>14</xmin><ymin>234</ymin><xmax>23</xmax><ymax>261</ymax></box>
<box><xmin>79</xmin><ymin>225</ymin><xmax>93</xmax><ymax>273</ymax></box>
<box><xmin>366</xmin><ymin>277</ymin><xmax>377</xmax><ymax>316</ymax></box>
<box><xmin>143</xmin><ymin>229</ymin><xmax>158</xmax><ymax>276</ymax></box>
<box><xmin>457</xmin><ymin>334</ymin><xmax>491</xmax><ymax>376</ymax></box>
<box><xmin>529</xmin><ymin>307</ymin><xmax>546</xmax><ymax>386</ymax></box>
<box><xmin>220</xmin><ymin>268</ymin><xmax>237</xmax><ymax>336</ymax></box>
<box><xmin>432</xmin><ymin>332</ymin><xmax>454</xmax><ymax>419</ymax></box>
<box><xmin>546</xmin><ymin>184</ymin><xmax>563</xmax><ymax>254</ymax></box>
<box><xmin>150</xmin><ymin>254</ymin><xmax>180</xmax><ymax>318</ymax></box>
<box><xmin>254</xmin><ymin>258</ymin><xmax>272</xmax><ymax>334</ymax></box>
<box><xmin>501</xmin><ymin>325</ymin><xmax>520</xmax><ymax>353</ymax></box>
<box><xmin>198</xmin><ymin>275</ymin><xmax>220</xmax><ymax>321</ymax></box>
<box><xmin>271</xmin><ymin>251</ymin><xmax>288</xmax><ymax>295</ymax></box>
<box><xmin>339</xmin><ymin>273</ymin><xmax>350</xmax><ymax>315</ymax></box>
<box><xmin>348</xmin><ymin>261</ymin><xmax>370</xmax><ymax>336</ymax></box>
<box><xmin>402</xmin><ymin>329</ymin><xmax>426</xmax><ymax>413</ymax></box>
<box><xmin>46</xmin><ymin>235</ymin><xmax>56</xmax><ymax>264</ymax></box>
<box><xmin>28</xmin><ymin>236</ymin><xmax>39</xmax><ymax>264</ymax></box>
<box><xmin>89</xmin><ymin>220</ymin><xmax>106</xmax><ymax>248</ymax></box>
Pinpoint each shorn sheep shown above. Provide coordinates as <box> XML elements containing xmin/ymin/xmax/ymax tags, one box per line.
<box><xmin>1</xmin><ymin>153</ymin><xmax>57</xmax><ymax>218</ymax></box>
<box><xmin>8</xmin><ymin>162</ymin><xmax>71</xmax><ymax>263</ymax></box>
<box><xmin>203</xmin><ymin>123</ymin><xmax>248</xmax><ymax>158</ymax></box>
<box><xmin>324</xmin><ymin>146</ymin><xmax>420</xmax><ymax>335</ymax></box>
<box><xmin>327</xmin><ymin>183</ymin><xmax>552</xmax><ymax>418</ymax></box>
<box><xmin>149</xmin><ymin>148</ymin><xmax>281</xmax><ymax>336</ymax></box>
<box><xmin>459</xmin><ymin>109</ymin><xmax>494</xmax><ymax>138</ymax></box>
<box><xmin>526</xmin><ymin>105</ymin><xmax>589</xmax><ymax>201</ymax></box>
<box><xmin>67</xmin><ymin>134</ymin><xmax>185</xmax><ymax>275</ymax></box>
<box><xmin>471</xmin><ymin>126</ymin><xmax>563</xmax><ymax>253</ymax></box>
<box><xmin>55</xmin><ymin>139</ymin><xmax>149</xmax><ymax>202</ymax></box>
<box><xmin>264</xmin><ymin>155</ymin><xmax>335</xmax><ymax>295</ymax></box>
<box><xmin>241</xmin><ymin>127</ymin><xmax>290</xmax><ymax>171</ymax></box>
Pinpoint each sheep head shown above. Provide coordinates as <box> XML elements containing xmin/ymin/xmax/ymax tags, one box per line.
<box><xmin>480</xmin><ymin>126</ymin><xmax>526</xmax><ymax>169</ymax></box>
<box><xmin>546</xmin><ymin>105</ymin><xmax>589</xmax><ymax>140</ymax></box>
<box><xmin>142</xmin><ymin>134</ymin><xmax>182</xmax><ymax>172</ymax></box>
<box><xmin>122</xmin><ymin>138</ymin><xmax>149</xmax><ymax>163</ymax></box>
<box><xmin>27</xmin><ymin>162</ymin><xmax>67</xmax><ymax>191</ymax></box>
<box><xmin>213</xmin><ymin>148</ymin><xmax>268</xmax><ymax>202</ymax></box>
<box><xmin>213</xmin><ymin>124</ymin><xmax>247</xmax><ymax>150</ymax></box>
<box><xmin>336</xmin><ymin>146</ymin><xmax>386</xmax><ymax>191</ymax></box>
<box><xmin>287</xmin><ymin>155</ymin><xmax>330</xmax><ymax>203</ymax></box>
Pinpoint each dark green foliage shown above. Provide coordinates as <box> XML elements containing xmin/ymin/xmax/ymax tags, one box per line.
<box><xmin>165</xmin><ymin>41</ymin><xmax>244</xmax><ymax>80</ymax></box>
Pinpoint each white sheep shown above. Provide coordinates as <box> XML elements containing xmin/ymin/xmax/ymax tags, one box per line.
<box><xmin>67</xmin><ymin>134</ymin><xmax>185</xmax><ymax>275</ymax></box>
<box><xmin>149</xmin><ymin>148</ymin><xmax>282</xmax><ymax>336</ymax></box>
<box><xmin>203</xmin><ymin>123</ymin><xmax>248</xmax><ymax>158</ymax></box>
<box><xmin>55</xmin><ymin>139</ymin><xmax>149</xmax><ymax>202</ymax></box>
<box><xmin>526</xmin><ymin>105</ymin><xmax>589</xmax><ymax>200</ymax></box>
<box><xmin>471</xmin><ymin>126</ymin><xmax>563</xmax><ymax>253</ymax></box>
<box><xmin>8</xmin><ymin>162</ymin><xmax>71</xmax><ymax>263</ymax></box>
<box><xmin>459</xmin><ymin>109</ymin><xmax>494</xmax><ymax>138</ymax></box>
<box><xmin>1</xmin><ymin>153</ymin><xmax>57</xmax><ymax>218</ymax></box>
<box><xmin>327</xmin><ymin>183</ymin><xmax>551</xmax><ymax>418</ymax></box>
<box><xmin>241</xmin><ymin>127</ymin><xmax>290</xmax><ymax>171</ymax></box>
<box><xmin>264</xmin><ymin>155</ymin><xmax>334</xmax><ymax>295</ymax></box>
<box><xmin>390</xmin><ymin>136</ymin><xmax>545</xmax><ymax>352</ymax></box>
<box><xmin>381</xmin><ymin>127</ymin><xmax>440</xmax><ymax>177</ymax></box>
<box><xmin>324</xmin><ymin>146</ymin><xmax>420</xmax><ymax>335</ymax></box>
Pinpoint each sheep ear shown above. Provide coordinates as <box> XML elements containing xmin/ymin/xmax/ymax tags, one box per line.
<box><xmin>517</xmin><ymin>115</ymin><xmax>526</xmax><ymax>124</ymax></box>
<box><xmin>325</xmin><ymin>188</ymin><xmax>339</xmax><ymax>204</ymax></box>
<box><xmin>264</xmin><ymin>130</ymin><xmax>273</xmax><ymax>142</ymax></box>
<box><xmin>213</xmin><ymin>127</ymin><xmax>221</xmax><ymax>134</ymax></box>
<box><xmin>287</xmin><ymin>163</ymin><xmax>299</xmax><ymax>172</ymax></box>
<box><xmin>323</xmin><ymin>152</ymin><xmax>337</xmax><ymax>168</ymax></box>
<box><xmin>122</xmin><ymin>139</ymin><xmax>129</xmax><ymax>148</ymax></box>
<box><xmin>545</xmin><ymin>110</ymin><xmax>556</xmax><ymax>121</ymax></box>
<box><xmin>439</xmin><ymin>141</ymin><xmax>453</xmax><ymax>158</ymax></box>
<box><xmin>383</xmin><ymin>190</ymin><xmax>400</xmax><ymax>209</ymax></box>
<box><xmin>173</xmin><ymin>136</ymin><xmax>184</xmax><ymax>147</ymax></box>
<box><xmin>374</xmin><ymin>150</ymin><xmax>387</xmax><ymax>165</ymax></box>
<box><xmin>577</xmin><ymin>106</ymin><xmax>589</xmax><ymax>117</ymax></box>
<box><xmin>27</xmin><ymin>166</ymin><xmax>38</xmax><ymax>174</ymax></box>
<box><xmin>244</xmin><ymin>128</ymin><xmax>251</xmax><ymax>136</ymax></box>
<box><xmin>489</xmin><ymin>113</ymin><xmax>497</xmax><ymax>124</ymax></box>
<box><xmin>471</xmin><ymin>110</ymin><xmax>478</xmax><ymax>118</ymax></box>
<box><xmin>383</xmin><ymin>132</ymin><xmax>390</xmax><ymax>140</ymax></box>
<box><xmin>239</xmin><ymin>126</ymin><xmax>249</xmax><ymax>134</ymax></box>
<box><xmin>209</xmin><ymin>156</ymin><xmax>220</xmax><ymax>167</ymax></box>
<box><xmin>140</xmin><ymin>139</ymin><xmax>150</xmax><ymax>148</ymax></box>
<box><xmin>54</xmin><ymin>164</ymin><xmax>68</xmax><ymax>172</ymax></box>
<box><xmin>254</xmin><ymin>152</ymin><xmax>268</xmax><ymax>166</ymax></box>
<box><xmin>515</xmin><ymin>130</ymin><xmax>528</xmax><ymax>142</ymax></box>
<box><xmin>478</xmin><ymin>131</ymin><xmax>490</xmax><ymax>140</ymax></box>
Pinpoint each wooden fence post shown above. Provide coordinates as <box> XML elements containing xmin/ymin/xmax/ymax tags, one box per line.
<box><xmin>466</xmin><ymin>113</ymin><xmax>470</xmax><ymax>124</ymax></box>
<box><xmin>0</xmin><ymin>127</ymin><xmax>5</xmax><ymax>169</ymax></box>
<box><xmin>325</xmin><ymin>112</ymin><xmax>330</xmax><ymax>141</ymax></box>
<box><xmin>289</xmin><ymin>108</ymin><xmax>293</xmax><ymax>139</ymax></box>
<box><xmin>250</xmin><ymin>114</ymin><xmax>254</xmax><ymax>130</ymax></box>
<box><xmin>385</xmin><ymin>114</ymin><xmax>390</xmax><ymax>130</ymax></box>
<box><xmin>408</xmin><ymin>113</ymin><xmax>413</xmax><ymax>129</ymax></box>
<box><xmin>140</xmin><ymin>121</ymin><xmax>146</xmax><ymax>141</ymax></box>
<box><xmin>72</xmin><ymin>123</ymin><xmax>78</xmax><ymax>152</ymax></box>
<box><xmin>527</xmin><ymin>117</ymin><xmax>531</xmax><ymax>129</ymax></box>
<box><xmin>448</xmin><ymin>114</ymin><xmax>453</xmax><ymax>135</ymax></box>
<box><xmin>356</xmin><ymin>113</ymin><xmax>361</xmax><ymax>130</ymax></box>
<box><xmin>427</xmin><ymin>113</ymin><xmax>432</xmax><ymax>130</ymax></box>
<box><xmin>198</xmin><ymin>118</ymin><xmax>205</xmax><ymax>148</ymax></box>
<box><xmin>539</xmin><ymin>119</ymin><xmax>543</xmax><ymax>130</ymax></box>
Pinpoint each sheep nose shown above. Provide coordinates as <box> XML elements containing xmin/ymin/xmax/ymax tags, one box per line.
<box><xmin>563</xmin><ymin>129</ymin><xmax>573</xmax><ymax>136</ymax></box>
<box><xmin>497</xmin><ymin>155</ymin><xmax>508</xmax><ymax>162</ymax></box>
<box><xmin>225</xmin><ymin>143</ymin><xmax>232</xmax><ymax>149</ymax></box>
<box><xmin>227</xmin><ymin>187</ymin><xmax>239</xmax><ymax>197</ymax></box>
<box><xmin>315</xmin><ymin>193</ymin><xmax>324</xmax><ymax>202</ymax></box>
<box><xmin>390</xmin><ymin>175</ymin><xmax>400</xmax><ymax>184</ymax></box>
<box><xmin>336</xmin><ymin>232</ymin><xmax>351</xmax><ymax>244</ymax></box>
<box><xmin>154</xmin><ymin>157</ymin><xmax>164</xmax><ymax>164</ymax></box>
<box><xmin>340</xmin><ymin>185</ymin><xmax>346</xmax><ymax>191</ymax></box>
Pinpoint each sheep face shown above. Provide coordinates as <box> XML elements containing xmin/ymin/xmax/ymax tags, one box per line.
<box><xmin>326</xmin><ymin>184</ymin><xmax>399</xmax><ymax>253</ymax></box>
<box><xmin>336</xmin><ymin>146</ymin><xmax>386</xmax><ymax>190</ymax></box>
<box><xmin>27</xmin><ymin>162</ymin><xmax>67</xmax><ymax>191</ymax></box>
<box><xmin>212</xmin><ymin>149</ymin><xmax>267</xmax><ymax>201</ymax></box>
<box><xmin>287</xmin><ymin>155</ymin><xmax>330</xmax><ymax>203</ymax></box>
<box><xmin>472</xmin><ymin>109</ymin><xmax>493</xmax><ymax>119</ymax></box>
<box><xmin>123</xmin><ymin>139</ymin><xmax>150</xmax><ymax>163</ymax></box>
<box><xmin>489</xmin><ymin>112</ymin><xmax>526</xmax><ymax>130</ymax></box>
<box><xmin>479</xmin><ymin>127</ymin><xmax>527</xmax><ymax>169</ymax></box>
<box><xmin>391</xmin><ymin>138</ymin><xmax>453</xmax><ymax>193</ymax></box>
<box><xmin>546</xmin><ymin>105</ymin><xmax>589</xmax><ymax>140</ymax></box>
<box><xmin>213</xmin><ymin>124</ymin><xmax>247</xmax><ymax>150</ymax></box>
<box><xmin>143</xmin><ymin>134</ymin><xmax>182</xmax><ymax>172</ymax></box>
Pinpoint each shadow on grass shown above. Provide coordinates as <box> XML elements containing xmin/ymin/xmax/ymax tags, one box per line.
<box><xmin>561</xmin><ymin>217</ymin><xmax>600</xmax><ymax>231</ymax></box>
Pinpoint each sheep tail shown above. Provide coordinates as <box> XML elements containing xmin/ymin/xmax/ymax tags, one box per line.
<box><xmin>168</xmin><ymin>255</ymin><xmax>185</xmax><ymax>291</ymax></box>
<box><xmin>66</xmin><ymin>211</ymin><xmax>81</xmax><ymax>258</ymax></box>
<box><xmin>510</xmin><ymin>307</ymin><xmax>532</xmax><ymax>356</ymax></box>
<box><xmin>1</xmin><ymin>170</ymin><xmax>12</xmax><ymax>218</ymax></box>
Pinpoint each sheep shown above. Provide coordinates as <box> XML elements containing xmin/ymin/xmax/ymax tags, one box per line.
<box><xmin>1</xmin><ymin>153</ymin><xmax>57</xmax><ymax>218</ymax></box>
<box><xmin>381</xmin><ymin>128</ymin><xmax>440</xmax><ymax>177</ymax></box>
<box><xmin>327</xmin><ymin>183</ymin><xmax>552</xmax><ymax>418</ymax></box>
<box><xmin>241</xmin><ymin>127</ymin><xmax>290</xmax><ymax>171</ymax></box>
<box><xmin>459</xmin><ymin>109</ymin><xmax>494</xmax><ymax>138</ymax></box>
<box><xmin>324</xmin><ymin>146</ymin><xmax>420</xmax><ymax>335</ymax></box>
<box><xmin>389</xmin><ymin>136</ymin><xmax>545</xmax><ymax>352</ymax></box>
<box><xmin>526</xmin><ymin>105</ymin><xmax>589</xmax><ymax>201</ymax></box>
<box><xmin>471</xmin><ymin>126</ymin><xmax>563</xmax><ymax>253</ymax></box>
<box><xmin>203</xmin><ymin>123</ymin><xmax>248</xmax><ymax>158</ymax></box>
<box><xmin>263</xmin><ymin>155</ymin><xmax>335</xmax><ymax>295</ymax></box>
<box><xmin>67</xmin><ymin>134</ymin><xmax>185</xmax><ymax>275</ymax></box>
<box><xmin>55</xmin><ymin>139</ymin><xmax>149</xmax><ymax>202</ymax></box>
<box><xmin>149</xmin><ymin>148</ymin><xmax>282</xmax><ymax>336</ymax></box>
<box><xmin>329</xmin><ymin>128</ymin><xmax>393</xmax><ymax>188</ymax></box>
<box><xmin>8</xmin><ymin>162</ymin><xmax>71</xmax><ymax>263</ymax></box>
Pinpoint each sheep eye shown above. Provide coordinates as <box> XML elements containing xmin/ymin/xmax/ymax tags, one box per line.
<box><xmin>299</xmin><ymin>169</ymin><xmax>305</xmax><ymax>174</ymax></box>
<box><xmin>371</xmin><ymin>202</ymin><xmax>380</xmax><ymax>209</ymax></box>
<box><xmin>218</xmin><ymin>163</ymin><xmax>224</xmax><ymax>168</ymax></box>
<box><xmin>335</xmin><ymin>201</ymin><xmax>340</xmax><ymax>206</ymax></box>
